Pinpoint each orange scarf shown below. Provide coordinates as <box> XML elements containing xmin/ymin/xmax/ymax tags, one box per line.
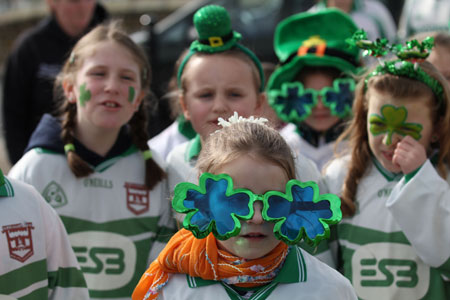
<box><xmin>132</xmin><ymin>229</ymin><xmax>289</xmax><ymax>300</ymax></box>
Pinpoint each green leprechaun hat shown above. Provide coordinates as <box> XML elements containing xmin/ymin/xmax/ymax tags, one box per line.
<box><xmin>177</xmin><ymin>4</ymin><xmax>265</xmax><ymax>91</ymax></box>
<box><xmin>190</xmin><ymin>4</ymin><xmax>241</xmax><ymax>52</ymax></box>
<box><xmin>266</xmin><ymin>8</ymin><xmax>361</xmax><ymax>94</ymax></box>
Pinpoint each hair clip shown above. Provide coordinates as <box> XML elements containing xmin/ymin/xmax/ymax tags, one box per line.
<box><xmin>69</xmin><ymin>52</ymin><xmax>76</xmax><ymax>65</ymax></box>
<box><xmin>142</xmin><ymin>68</ymin><xmax>148</xmax><ymax>81</ymax></box>
<box><xmin>217</xmin><ymin>112</ymin><xmax>268</xmax><ymax>128</ymax></box>
<box><xmin>64</xmin><ymin>143</ymin><xmax>75</xmax><ymax>154</ymax></box>
<box><xmin>142</xmin><ymin>150</ymin><xmax>152</xmax><ymax>160</ymax></box>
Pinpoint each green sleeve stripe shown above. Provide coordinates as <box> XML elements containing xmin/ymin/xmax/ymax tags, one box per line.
<box><xmin>48</xmin><ymin>267</ymin><xmax>87</xmax><ymax>288</ymax></box>
<box><xmin>94</xmin><ymin>145</ymin><xmax>139</xmax><ymax>172</ymax></box>
<box><xmin>155</xmin><ymin>225</ymin><xmax>177</xmax><ymax>243</ymax></box>
<box><xmin>338</xmin><ymin>223</ymin><xmax>410</xmax><ymax>245</ymax></box>
<box><xmin>0</xmin><ymin>260</ymin><xmax>47</xmax><ymax>294</ymax></box>
<box><xmin>437</xmin><ymin>256</ymin><xmax>450</xmax><ymax>278</ymax></box>
<box><xmin>18</xmin><ymin>286</ymin><xmax>48</xmax><ymax>300</ymax></box>
<box><xmin>34</xmin><ymin>147</ymin><xmax>61</xmax><ymax>155</ymax></box>
<box><xmin>0</xmin><ymin>176</ymin><xmax>15</xmax><ymax>197</ymax></box>
<box><xmin>298</xmin><ymin>238</ymin><xmax>331</xmax><ymax>255</ymax></box>
<box><xmin>60</xmin><ymin>215</ymin><xmax>162</xmax><ymax>235</ymax></box>
<box><xmin>404</xmin><ymin>165</ymin><xmax>421</xmax><ymax>183</ymax></box>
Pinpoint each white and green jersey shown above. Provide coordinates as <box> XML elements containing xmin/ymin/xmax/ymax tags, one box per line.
<box><xmin>0</xmin><ymin>172</ymin><xmax>88</xmax><ymax>299</ymax></box>
<box><xmin>324</xmin><ymin>156</ymin><xmax>450</xmax><ymax>300</ymax></box>
<box><xmin>9</xmin><ymin>147</ymin><xmax>176</xmax><ymax>299</ymax></box>
<box><xmin>157</xmin><ymin>246</ymin><xmax>356</xmax><ymax>300</ymax></box>
<box><xmin>280</xmin><ymin>123</ymin><xmax>344</xmax><ymax>172</ymax></box>
<box><xmin>166</xmin><ymin>135</ymin><xmax>202</xmax><ymax>194</ymax></box>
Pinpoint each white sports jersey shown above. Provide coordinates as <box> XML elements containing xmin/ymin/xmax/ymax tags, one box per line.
<box><xmin>0</xmin><ymin>173</ymin><xmax>88</xmax><ymax>299</ymax></box>
<box><xmin>157</xmin><ymin>246</ymin><xmax>357</xmax><ymax>300</ymax></box>
<box><xmin>280</xmin><ymin>123</ymin><xmax>340</xmax><ymax>172</ymax></box>
<box><xmin>148</xmin><ymin>121</ymin><xmax>188</xmax><ymax>160</ymax></box>
<box><xmin>9</xmin><ymin>147</ymin><xmax>176</xmax><ymax>299</ymax></box>
<box><xmin>324</xmin><ymin>156</ymin><xmax>450</xmax><ymax>300</ymax></box>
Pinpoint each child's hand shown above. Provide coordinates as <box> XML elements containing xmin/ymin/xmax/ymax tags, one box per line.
<box><xmin>392</xmin><ymin>135</ymin><xmax>427</xmax><ymax>175</ymax></box>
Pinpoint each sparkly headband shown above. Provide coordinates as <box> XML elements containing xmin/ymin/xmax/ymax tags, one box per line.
<box><xmin>348</xmin><ymin>30</ymin><xmax>444</xmax><ymax>102</ymax></box>
<box><xmin>212</xmin><ymin>112</ymin><xmax>268</xmax><ymax>135</ymax></box>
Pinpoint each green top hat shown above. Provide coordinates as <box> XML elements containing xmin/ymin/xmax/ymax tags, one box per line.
<box><xmin>190</xmin><ymin>4</ymin><xmax>241</xmax><ymax>52</ymax></box>
<box><xmin>266</xmin><ymin>8</ymin><xmax>361</xmax><ymax>93</ymax></box>
<box><xmin>177</xmin><ymin>5</ymin><xmax>265</xmax><ymax>91</ymax></box>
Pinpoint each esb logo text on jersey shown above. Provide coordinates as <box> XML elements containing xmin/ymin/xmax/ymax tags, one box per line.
<box><xmin>352</xmin><ymin>242</ymin><xmax>429</xmax><ymax>300</ymax></box>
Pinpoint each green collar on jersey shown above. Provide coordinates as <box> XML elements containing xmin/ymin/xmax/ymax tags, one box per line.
<box><xmin>185</xmin><ymin>134</ymin><xmax>202</xmax><ymax>162</ymax></box>
<box><xmin>0</xmin><ymin>169</ymin><xmax>14</xmax><ymax>197</ymax></box>
<box><xmin>372</xmin><ymin>156</ymin><xmax>402</xmax><ymax>182</ymax></box>
<box><xmin>177</xmin><ymin>115</ymin><xmax>197</xmax><ymax>140</ymax></box>
<box><xmin>34</xmin><ymin>144</ymin><xmax>139</xmax><ymax>173</ymax></box>
<box><xmin>186</xmin><ymin>246</ymin><xmax>307</xmax><ymax>289</ymax></box>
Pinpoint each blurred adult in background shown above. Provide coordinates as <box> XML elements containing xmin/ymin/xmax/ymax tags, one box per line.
<box><xmin>428</xmin><ymin>32</ymin><xmax>450</xmax><ymax>85</ymax></box>
<box><xmin>411</xmin><ymin>31</ymin><xmax>450</xmax><ymax>86</ymax></box>
<box><xmin>2</xmin><ymin>0</ymin><xmax>108</xmax><ymax>165</ymax></box>
<box><xmin>310</xmin><ymin>0</ymin><xmax>397</xmax><ymax>41</ymax></box>
<box><xmin>398</xmin><ymin>0</ymin><xmax>450</xmax><ymax>41</ymax></box>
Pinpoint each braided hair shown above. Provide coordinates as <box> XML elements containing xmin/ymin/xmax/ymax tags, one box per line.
<box><xmin>55</xmin><ymin>20</ymin><xmax>166</xmax><ymax>189</ymax></box>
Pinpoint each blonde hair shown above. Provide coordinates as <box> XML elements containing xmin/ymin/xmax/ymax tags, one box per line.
<box><xmin>196</xmin><ymin>121</ymin><xmax>296</xmax><ymax>180</ymax></box>
<box><xmin>179</xmin><ymin>48</ymin><xmax>262</xmax><ymax>95</ymax></box>
<box><xmin>54</xmin><ymin>21</ymin><xmax>166</xmax><ymax>189</ymax></box>
<box><xmin>336</xmin><ymin>60</ymin><xmax>450</xmax><ymax>216</ymax></box>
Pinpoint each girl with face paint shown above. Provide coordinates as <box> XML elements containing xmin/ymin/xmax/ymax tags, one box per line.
<box><xmin>133</xmin><ymin>114</ymin><xmax>356</xmax><ymax>300</ymax></box>
<box><xmin>8</xmin><ymin>22</ymin><xmax>176</xmax><ymax>298</ymax></box>
<box><xmin>323</xmin><ymin>35</ymin><xmax>450</xmax><ymax>299</ymax></box>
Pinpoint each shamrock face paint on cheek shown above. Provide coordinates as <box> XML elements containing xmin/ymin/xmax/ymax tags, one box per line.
<box><xmin>78</xmin><ymin>83</ymin><xmax>91</xmax><ymax>107</ymax></box>
<box><xmin>369</xmin><ymin>104</ymin><xmax>423</xmax><ymax>145</ymax></box>
<box><xmin>128</xmin><ymin>86</ymin><xmax>135</xmax><ymax>103</ymax></box>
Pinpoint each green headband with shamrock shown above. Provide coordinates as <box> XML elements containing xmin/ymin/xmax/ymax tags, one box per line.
<box><xmin>177</xmin><ymin>5</ymin><xmax>265</xmax><ymax>92</ymax></box>
<box><xmin>349</xmin><ymin>29</ymin><xmax>444</xmax><ymax>102</ymax></box>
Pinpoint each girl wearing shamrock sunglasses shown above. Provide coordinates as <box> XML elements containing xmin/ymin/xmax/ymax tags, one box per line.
<box><xmin>133</xmin><ymin>115</ymin><xmax>356</xmax><ymax>300</ymax></box>
<box><xmin>266</xmin><ymin>9</ymin><xmax>362</xmax><ymax>172</ymax></box>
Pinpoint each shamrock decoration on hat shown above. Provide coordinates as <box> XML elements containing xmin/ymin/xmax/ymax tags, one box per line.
<box><xmin>266</xmin><ymin>8</ymin><xmax>361</xmax><ymax>123</ymax></box>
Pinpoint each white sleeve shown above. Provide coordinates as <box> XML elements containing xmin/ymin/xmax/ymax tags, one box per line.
<box><xmin>317</xmin><ymin>157</ymin><xmax>351</xmax><ymax>269</ymax></box>
<box><xmin>296</xmin><ymin>158</ymin><xmax>349</xmax><ymax>269</ymax></box>
<box><xmin>31</xmin><ymin>184</ymin><xmax>89</xmax><ymax>299</ymax></box>
<box><xmin>386</xmin><ymin>160</ymin><xmax>450</xmax><ymax>275</ymax></box>
<box><xmin>294</xmin><ymin>152</ymin><xmax>328</xmax><ymax>193</ymax></box>
<box><xmin>8</xmin><ymin>150</ymin><xmax>36</xmax><ymax>183</ymax></box>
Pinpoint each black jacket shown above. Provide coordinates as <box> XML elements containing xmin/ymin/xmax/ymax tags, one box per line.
<box><xmin>2</xmin><ymin>3</ymin><xmax>108</xmax><ymax>165</ymax></box>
